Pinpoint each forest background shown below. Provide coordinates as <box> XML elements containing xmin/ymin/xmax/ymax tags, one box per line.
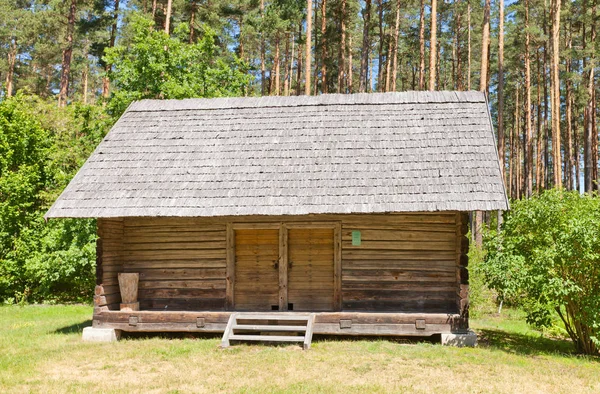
<box><xmin>0</xmin><ymin>0</ymin><xmax>599</xmax><ymax>311</ymax></box>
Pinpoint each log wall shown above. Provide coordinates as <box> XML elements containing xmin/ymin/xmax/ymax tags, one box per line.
<box><xmin>95</xmin><ymin>213</ymin><xmax>464</xmax><ymax>315</ymax></box>
<box><xmin>95</xmin><ymin>218</ymin><xmax>124</xmax><ymax>310</ymax></box>
<box><xmin>122</xmin><ymin>218</ymin><xmax>227</xmax><ymax>311</ymax></box>
<box><xmin>340</xmin><ymin>213</ymin><xmax>459</xmax><ymax>313</ymax></box>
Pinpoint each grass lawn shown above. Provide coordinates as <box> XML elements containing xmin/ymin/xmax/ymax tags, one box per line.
<box><xmin>0</xmin><ymin>305</ymin><xmax>598</xmax><ymax>393</ymax></box>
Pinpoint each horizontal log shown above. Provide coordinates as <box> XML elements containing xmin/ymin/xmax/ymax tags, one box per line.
<box><xmin>123</xmin><ymin>250</ymin><xmax>226</xmax><ymax>259</ymax></box>
<box><xmin>133</xmin><ymin>268</ymin><xmax>226</xmax><ymax>280</ymax></box>
<box><xmin>341</xmin><ymin>229</ymin><xmax>456</xmax><ymax>242</ymax></box>
<box><xmin>123</xmin><ymin>241</ymin><xmax>226</xmax><ymax>251</ymax></box>
<box><xmin>94</xmin><ymin>293</ymin><xmax>121</xmax><ymax>307</ymax></box>
<box><xmin>342</xmin><ymin>289</ymin><xmax>456</xmax><ymax>302</ymax></box>
<box><xmin>139</xmin><ymin>288</ymin><xmax>226</xmax><ymax>299</ymax></box>
<box><xmin>342</xmin><ymin>250</ymin><xmax>456</xmax><ymax>260</ymax></box>
<box><xmin>342</xmin><ymin>282</ymin><xmax>457</xmax><ymax>291</ymax></box>
<box><xmin>342</xmin><ymin>240</ymin><xmax>455</xmax><ymax>251</ymax></box>
<box><xmin>342</xmin><ymin>224</ymin><xmax>455</xmax><ymax>233</ymax></box>
<box><xmin>141</xmin><ymin>298</ymin><xmax>226</xmax><ymax>311</ymax></box>
<box><xmin>124</xmin><ymin>259</ymin><xmax>227</xmax><ymax>269</ymax></box>
<box><xmin>342</xmin><ymin>269</ymin><xmax>455</xmax><ymax>280</ymax></box>
<box><xmin>342</xmin><ymin>300</ymin><xmax>458</xmax><ymax>313</ymax></box>
<box><xmin>341</xmin><ymin>259</ymin><xmax>455</xmax><ymax>270</ymax></box>
<box><xmin>138</xmin><ymin>280</ymin><xmax>226</xmax><ymax>290</ymax></box>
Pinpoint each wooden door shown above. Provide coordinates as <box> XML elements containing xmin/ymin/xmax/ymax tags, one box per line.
<box><xmin>234</xmin><ymin>229</ymin><xmax>279</xmax><ymax>310</ymax></box>
<box><xmin>287</xmin><ymin>228</ymin><xmax>335</xmax><ymax>311</ymax></box>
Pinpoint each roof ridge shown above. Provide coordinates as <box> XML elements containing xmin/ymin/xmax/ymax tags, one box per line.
<box><xmin>126</xmin><ymin>91</ymin><xmax>485</xmax><ymax>113</ymax></box>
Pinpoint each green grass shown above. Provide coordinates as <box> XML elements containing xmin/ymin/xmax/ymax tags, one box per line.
<box><xmin>0</xmin><ymin>305</ymin><xmax>598</xmax><ymax>393</ymax></box>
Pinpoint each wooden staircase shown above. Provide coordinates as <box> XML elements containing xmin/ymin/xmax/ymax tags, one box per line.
<box><xmin>221</xmin><ymin>313</ymin><xmax>316</xmax><ymax>350</ymax></box>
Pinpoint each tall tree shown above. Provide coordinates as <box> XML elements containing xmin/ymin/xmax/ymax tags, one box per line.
<box><xmin>390</xmin><ymin>0</ymin><xmax>401</xmax><ymax>91</ymax></box>
<box><xmin>550</xmin><ymin>0</ymin><xmax>562</xmax><ymax>188</ymax></box>
<box><xmin>524</xmin><ymin>0</ymin><xmax>533</xmax><ymax>197</ymax></box>
<box><xmin>359</xmin><ymin>0</ymin><xmax>371</xmax><ymax>92</ymax></box>
<box><xmin>320</xmin><ymin>0</ymin><xmax>327</xmax><ymax>93</ymax></box>
<box><xmin>429</xmin><ymin>0</ymin><xmax>437</xmax><ymax>91</ymax></box>
<box><xmin>102</xmin><ymin>0</ymin><xmax>120</xmax><ymax>99</ymax></box>
<box><xmin>305</xmin><ymin>0</ymin><xmax>312</xmax><ymax>95</ymax></box>
<box><xmin>418</xmin><ymin>0</ymin><xmax>425</xmax><ymax>90</ymax></box>
<box><xmin>58</xmin><ymin>0</ymin><xmax>77</xmax><ymax>107</ymax></box>
<box><xmin>498</xmin><ymin>0</ymin><xmax>505</xmax><ymax>179</ymax></box>
<box><xmin>480</xmin><ymin>0</ymin><xmax>490</xmax><ymax>94</ymax></box>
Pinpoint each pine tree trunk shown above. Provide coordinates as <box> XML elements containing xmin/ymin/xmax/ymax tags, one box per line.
<box><xmin>584</xmin><ymin>1</ymin><xmax>597</xmax><ymax>192</ymax></box>
<box><xmin>377</xmin><ymin>0</ymin><xmax>385</xmax><ymax>91</ymax></box>
<box><xmin>359</xmin><ymin>0</ymin><xmax>371</xmax><ymax>93</ymax></box>
<box><xmin>480</xmin><ymin>0</ymin><xmax>490</xmax><ymax>94</ymax></box>
<box><xmin>313</xmin><ymin>0</ymin><xmax>319</xmax><ymax>95</ymax></box>
<box><xmin>261</xmin><ymin>0</ymin><xmax>266</xmax><ymax>95</ymax></box>
<box><xmin>102</xmin><ymin>0</ymin><xmax>120</xmax><ymax>99</ymax></box>
<box><xmin>296</xmin><ymin>22</ymin><xmax>303</xmax><ymax>96</ymax></box>
<box><xmin>497</xmin><ymin>0</ymin><xmax>505</xmax><ymax>180</ymax></box>
<box><xmin>338</xmin><ymin>0</ymin><xmax>346</xmax><ymax>93</ymax></box>
<box><xmin>385</xmin><ymin>33</ymin><xmax>393</xmax><ymax>92</ymax></box>
<box><xmin>274</xmin><ymin>35</ymin><xmax>281</xmax><ymax>95</ymax></box>
<box><xmin>524</xmin><ymin>0</ymin><xmax>533</xmax><ymax>197</ymax></box>
<box><xmin>418</xmin><ymin>0</ymin><xmax>425</xmax><ymax>90</ymax></box>
<box><xmin>58</xmin><ymin>0</ymin><xmax>77</xmax><ymax>108</ymax></box>
<box><xmin>565</xmin><ymin>23</ymin><xmax>573</xmax><ymax>190</ymax></box>
<box><xmin>454</xmin><ymin>0</ymin><xmax>462</xmax><ymax>90</ymax></box>
<box><xmin>550</xmin><ymin>0</ymin><xmax>562</xmax><ymax>188</ymax></box>
<box><xmin>5</xmin><ymin>39</ymin><xmax>16</xmax><ymax>98</ymax></box>
<box><xmin>467</xmin><ymin>1</ymin><xmax>471</xmax><ymax>90</ymax></box>
<box><xmin>542</xmin><ymin>2</ymin><xmax>550</xmax><ymax>188</ymax></box>
<box><xmin>164</xmin><ymin>0</ymin><xmax>172</xmax><ymax>34</ymax></box>
<box><xmin>284</xmin><ymin>33</ymin><xmax>292</xmax><ymax>96</ymax></box>
<box><xmin>189</xmin><ymin>1</ymin><xmax>196</xmax><ymax>43</ymax></box>
<box><xmin>390</xmin><ymin>0</ymin><xmax>401</xmax><ymax>91</ymax></box>
<box><xmin>536</xmin><ymin>52</ymin><xmax>544</xmax><ymax>193</ymax></box>
<box><xmin>428</xmin><ymin>0</ymin><xmax>437</xmax><ymax>91</ymax></box>
<box><xmin>348</xmin><ymin>34</ymin><xmax>353</xmax><ymax>92</ymax></box>
<box><xmin>475</xmin><ymin>0</ymin><xmax>491</xmax><ymax>246</ymax></box>
<box><xmin>320</xmin><ymin>0</ymin><xmax>327</xmax><ymax>93</ymax></box>
<box><xmin>152</xmin><ymin>0</ymin><xmax>158</xmax><ymax>20</ymax></box>
<box><xmin>305</xmin><ymin>0</ymin><xmax>312</xmax><ymax>95</ymax></box>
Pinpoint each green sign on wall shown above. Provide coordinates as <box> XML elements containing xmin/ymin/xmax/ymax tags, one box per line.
<box><xmin>352</xmin><ymin>230</ymin><xmax>361</xmax><ymax>246</ymax></box>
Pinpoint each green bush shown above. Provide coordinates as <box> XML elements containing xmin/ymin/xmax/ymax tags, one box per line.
<box><xmin>482</xmin><ymin>190</ymin><xmax>600</xmax><ymax>354</ymax></box>
<box><xmin>0</xmin><ymin>95</ymin><xmax>108</xmax><ymax>303</ymax></box>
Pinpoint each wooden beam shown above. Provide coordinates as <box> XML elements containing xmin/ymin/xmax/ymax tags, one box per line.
<box><xmin>278</xmin><ymin>224</ymin><xmax>288</xmax><ymax>311</ymax></box>
<box><xmin>333</xmin><ymin>222</ymin><xmax>342</xmax><ymax>311</ymax></box>
<box><xmin>225</xmin><ymin>223</ymin><xmax>235</xmax><ymax>310</ymax></box>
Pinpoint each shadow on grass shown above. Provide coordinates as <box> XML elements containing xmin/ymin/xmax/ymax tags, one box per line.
<box><xmin>54</xmin><ymin>319</ymin><xmax>93</xmax><ymax>335</ymax></box>
<box><xmin>476</xmin><ymin>328</ymin><xmax>589</xmax><ymax>358</ymax></box>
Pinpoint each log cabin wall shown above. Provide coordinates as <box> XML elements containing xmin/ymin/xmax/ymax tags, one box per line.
<box><xmin>121</xmin><ymin>218</ymin><xmax>228</xmax><ymax>311</ymax></box>
<box><xmin>96</xmin><ymin>218</ymin><xmax>124</xmax><ymax>310</ymax></box>
<box><xmin>340</xmin><ymin>213</ymin><xmax>459</xmax><ymax>313</ymax></box>
<box><xmin>96</xmin><ymin>213</ymin><xmax>463</xmax><ymax>314</ymax></box>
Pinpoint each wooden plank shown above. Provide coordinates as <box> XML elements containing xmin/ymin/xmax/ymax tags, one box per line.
<box><xmin>341</xmin><ymin>229</ymin><xmax>456</xmax><ymax>242</ymax></box>
<box><xmin>226</xmin><ymin>223</ymin><xmax>235</xmax><ymax>310</ymax></box>
<box><xmin>341</xmin><ymin>240</ymin><xmax>455</xmax><ymax>251</ymax></box>
<box><xmin>279</xmin><ymin>224</ymin><xmax>288</xmax><ymax>311</ymax></box>
<box><xmin>135</xmin><ymin>268</ymin><xmax>226</xmax><ymax>280</ymax></box>
<box><xmin>138</xmin><ymin>280</ymin><xmax>226</xmax><ymax>290</ymax></box>
<box><xmin>304</xmin><ymin>313</ymin><xmax>316</xmax><ymax>350</ymax></box>
<box><xmin>231</xmin><ymin>223</ymin><xmax>281</xmax><ymax>230</ymax></box>
<box><xmin>139</xmin><ymin>288</ymin><xmax>226</xmax><ymax>298</ymax></box>
<box><xmin>125</xmin><ymin>259</ymin><xmax>226</xmax><ymax>269</ymax></box>
<box><xmin>229</xmin><ymin>334</ymin><xmax>304</xmax><ymax>342</ymax></box>
<box><xmin>123</xmin><ymin>241</ymin><xmax>227</xmax><ymax>251</ymax></box>
<box><xmin>232</xmin><ymin>324</ymin><xmax>306</xmax><ymax>332</ymax></box>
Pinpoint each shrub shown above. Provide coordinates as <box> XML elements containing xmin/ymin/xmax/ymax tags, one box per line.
<box><xmin>482</xmin><ymin>190</ymin><xmax>600</xmax><ymax>354</ymax></box>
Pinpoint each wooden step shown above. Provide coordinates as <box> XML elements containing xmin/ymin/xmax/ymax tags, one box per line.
<box><xmin>235</xmin><ymin>314</ymin><xmax>311</xmax><ymax>321</ymax></box>
<box><xmin>229</xmin><ymin>334</ymin><xmax>305</xmax><ymax>342</ymax></box>
<box><xmin>221</xmin><ymin>312</ymin><xmax>316</xmax><ymax>350</ymax></box>
<box><xmin>232</xmin><ymin>324</ymin><xmax>307</xmax><ymax>332</ymax></box>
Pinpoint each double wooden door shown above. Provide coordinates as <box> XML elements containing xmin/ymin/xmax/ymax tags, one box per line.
<box><xmin>233</xmin><ymin>225</ymin><xmax>336</xmax><ymax>311</ymax></box>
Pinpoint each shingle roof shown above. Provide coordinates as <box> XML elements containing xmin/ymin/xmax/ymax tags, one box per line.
<box><xmin>45</xmin><ymin>91</ymin><xmax>509</xmax><ymax>218</ymax></box>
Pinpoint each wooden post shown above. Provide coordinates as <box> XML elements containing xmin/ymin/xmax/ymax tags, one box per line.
<box><xmin>279</xmin><ymin>224</ymin><xmax>289</xmax><ymax>311</ymax></box>
<box><xmin>225</xmin><ymin>223</ymin><xmax>235</xmax><ymax>310</ymax></box>
<box><xmin>456</xmin><ymin>212</ymin><xmax>470</xmax><ymax>330</ymax></box>
<box><xmin>333</xmin><ymin>222</ymin><xmax>342</xmax><ymax>311</ymax></box>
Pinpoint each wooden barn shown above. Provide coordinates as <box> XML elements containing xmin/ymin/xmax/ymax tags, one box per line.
<box><xmin>45</xmin><ymin>91</ymin><xmax>508</xmax><ymax>347</ymax></box>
